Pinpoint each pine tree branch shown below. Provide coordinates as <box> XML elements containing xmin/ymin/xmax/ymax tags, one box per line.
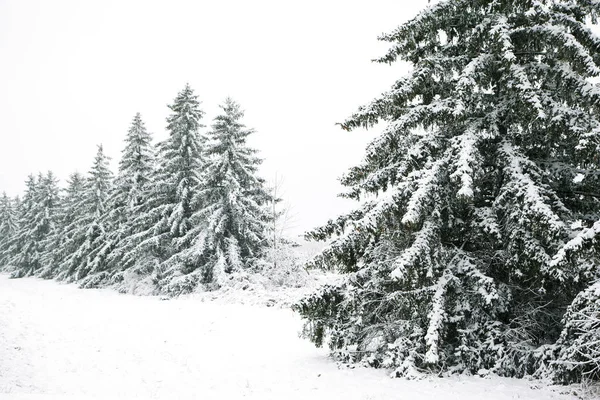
<box><xmin>559</xmin><ymin>190</ymin><xmax>600</xmax><ymax>199</ymax></box>
<box><xmin>513</xmin><ymin>51</ymin><xmax>547</xmax><ymax>56</ymax></box>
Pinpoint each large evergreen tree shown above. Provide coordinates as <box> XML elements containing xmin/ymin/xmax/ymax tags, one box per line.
<box><xmin>158</xmin><ymin>84</ymin><xmax>205</xmax><ymax>241</ymax></box>
<box><xmin>40</xmin><ymin>172</ymin><xmax>86</xmax><ymax>279</ymax></box>
<box><xmin>124</xmin><ymin>84</ymin><xmax>206</xmax><ymax>278</ymax></box>
<box><xmin>32</xmin><ymin>172</ymin><xmax>61</xmax><ymax>276</ymax></box>
<box><xmin>5</xmin><ymin>175</ymin><xmax>37</xmax><ymax>276</ymax></box>
<box><xmin>163</xmin><ymin>98</ymin><xmax>272</xmax><ymax>291</ymax></box>
<box><xmin>56</xmin><ymin>145</ymin><xmax>113</xmax><ymax>282</ymax></box>
<box><xmin>295</xmin><ymin>0</ymin><xmax>600</xmax><ymax>380</ymax></box>
<box><xmin>113</xmin><ymin>113</ymin><xmax>155</xmax><ymax>219</ymax></box>
<box><xmin>82</xmin><ymin>113</ymin><xmax>155</xmax><ymax>286</ymax></box>
<box><xmin>6</xmin><ymin>173</ymin><xmax>60</xmax><ymax>277</ymax></box>
<box><xmin>77</xmin><ymin>144</ymin><xmax>114</xmax><ymax>282</ymax></box>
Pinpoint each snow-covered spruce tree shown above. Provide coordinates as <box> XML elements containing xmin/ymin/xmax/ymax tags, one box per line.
<box><xmin>0</xmin><ymin>192</ymin><xmax>19</xmax><ymax>268</ymax></box>
<box><xmin>7</xmin><ymin>172</ymin><xmax>60</xmax><ymax>277</ymax></box>
<box><xmin>163</xmin><ymin>98</ymin><xmax>272</xmax><ymax>291</ymax></box>
<box><xmin>2</xmin><ymin>194</ymin><xmax>24</xmax><ymax>272</ymax></box>
<box><xmin>4</xmin><ymin>175</ymin><xmax>37</xmax><ymax>275</ymax></box>
<box><xmin>121</xmin><ymin>84</ymin><xmax>205</xmax><ymax>290</ymax></box>
<box><xmin>111</xmin><ymin>113</ymin><xmax>155</xmax><ymax>223</ymax></box>
<box><xmin>31</xmin><ymin>172</ymin><xmax>61</xmax><ymax>276</ymax></box>
<box><xmin>81</xmin><ymin>113</ymin><xmax>155</xmax><ymax>287</ymax></box>
<box><xmin>38</xmin><ymin>172</ymin><xmax>86</xmax><ymax>279</ymax></box>
<box><xmin>56</xmin><ymin>145</ymin><xmax>113</xmax><ymax>282</ymax></box>
<box><xmin>294</xmin><ymin>0</ymin><xmax>600</xmax><ymax>379</ymax></box>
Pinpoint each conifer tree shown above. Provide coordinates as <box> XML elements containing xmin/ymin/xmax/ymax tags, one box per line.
<box><xmin>33</xmin><ymin>171</ymin><xmax>61</xmax><ymax>275</ymax></box>
<box><xmin>3</xmin><ymin>195</ymin><xmax>22</xmax><ymax>270</ymax></box>
<box><xmin>8</xmin><ymin>172</ymin><xmax>60</xmax><ymax>277</ymax></box>
<box><xmin>164</xmin><ymin>98</ymin><xmax>272</xmax><ymax>290</ymax></box>
<box><xmin>125</xmin><ymin>84</ymin><xmax>205</xmax><ymax>275</ymax></box>
<box><xmin>77</xmin><ymin>145</ymin><xmax>113</xmax><ymax>282</ymax></box>
<box><xmin>57</xmin><ymin>145</ymin><xmax>113</xmax><ymax>282</ymax></box>
<box><xmin>0</xmin><ymin>192</ymin><xmax>18</xmax><ymax>268</ymax></box>
<box><xmin>113</xmin><ymin>113</ymin><xmax>155</xmax><ymax>220</ymax></box>
<box><xmin>295</xmin><ymin>0</ymin><xmax>600</xmax><ymax>379</ymax></box>
<box><xmin>5</xmin><ymin>175</ymin><xmax>37</xmax><ymax>276</ymax></box>
<box><xmin>158</xmin><ymin>84</ymin><xmax>205</xmax><ymax>240</ymax></box>
<box><xmin>40</xmin><ymin>172</ymin><xmax>86</xmax><ymax>279</ymax></box>
<box><xmin>83</xmin><ymin>113</ymin><xmax>155</xmax><ymax>285</ymax></box>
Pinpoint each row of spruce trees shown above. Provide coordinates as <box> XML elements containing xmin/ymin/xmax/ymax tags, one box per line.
<box><xmin>295</xmin><ymin>0</ymin><xmax>600</xmax><ymax>384</ymax></box>
<box><xmin>0</xmin><ymin>85</ymin><xmax>274</xmax><ymax>294</ymax></box>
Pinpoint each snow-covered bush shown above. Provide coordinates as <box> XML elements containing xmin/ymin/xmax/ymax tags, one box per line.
<box><xmin>109</xmin><ymin>254</ymin><xmax>161</xmax><ymax>296</ymax></box>
<box><xmin>259</xmin><ymin>240</ymin><xmax>311</xmax><ymax>289</ymax></box>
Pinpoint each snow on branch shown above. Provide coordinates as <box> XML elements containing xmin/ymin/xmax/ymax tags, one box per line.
<box><xmin>391</xmin><ymin>218</ymin><xmax>438</xmax><ymax>280</ymax></box>
<box><xmin>341</xmin><ymin>129</ymin><xmax>442</xmax><ymax>200</ymax></box>
<box><xmin>490</xmin><ymin>16</ymin><xmax>516</xmax><ymax>63</ymax></box>
<box><xmin>343</xmin><ymin>65</ymin><xmax>433</xmax><ymax>130</ymax></box>
<box><xmin>507</xmin><ymin>63</ymin><xmax>546</xmax><ymax>119</ymax></box>
<box><xmin>390</xmin><ymin>98</ymin><xmax>459</xmax><ymax>131</ymax></box>
<box><xmin>515</xmin><ymin>24</ymin><xmax>600</xmax><ymax>76</ymax></box>
<box><xmin>554</xmin><ymin>61</ymin><xmax>600</xmax><ymax>104</ymax></box>
<box><xmin>457</xmin><ymin>253</ymin><xmax>499</xmax><ymax>306</ymax></box>
<box><xmin>376</xmin><ymin>0</ymin><xmax>457</xmax><ymax>64</ymax></box>
<box><xmin>550</xmin><ymin>9</ymin><xmax>600</xmax><ymax>53</ymax></box>
<box><xmin>550</xmin><ymin>219</ymin><xmax>600</xmax><ymax>267</ymax></box>
<box><xmin>449</xmin><ymin>128</ymin><xmax>478</xmax><ymax>200</ymax></box>
<box><xmin>456</xmin><ymin>54</ymin><xmax>494</xmax><ymax>97</ymax></box>
<box><xmin>306</xmin><ymin>205</ymin><xmax>373</xmax><ymax>242</ymax></box>
<box><xmin>473</xmin><ymin>207</ymin><xmax>502</xmax><ymax>241</ymax></box>
<box><xmin>577</xmin><ymin>123</ymin><xmax>600</xmax><ymax>151</ymax></box>
<box><xmin>498</xmin><ymin>141</ymin><xmax>565</xmax><ymax>234</ymax></box>
<box><xmin>402</xmin><ymin>155</ymin><xmax>448</xmax><ymax>225</ymax></box>
<box><xmin>424</xmin><ymin>269</ymin><xmax>454</xmax><ymax>364</ymax></box>
<box><xmin>308</xmin><ymin>180</ymin><xmax>415</xmax><ymax>270</ymax></box>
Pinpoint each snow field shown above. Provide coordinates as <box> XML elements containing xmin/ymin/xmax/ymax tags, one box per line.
<box><xmin>0</xmin><ymin>274</ymin><xmax>580</xmax><ymax>400</ymax></box>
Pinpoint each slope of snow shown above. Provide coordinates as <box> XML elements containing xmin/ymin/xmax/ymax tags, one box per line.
<box><xmin>0</xmin><ymin>274</ymin><xmax>580</xmax><ymax>400</ymax></box>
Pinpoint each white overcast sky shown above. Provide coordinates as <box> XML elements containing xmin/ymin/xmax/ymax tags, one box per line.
<box><xmin>0</xmin><ymin>0</ymin><xmax>429</xmax><ymax>237</ymax></box>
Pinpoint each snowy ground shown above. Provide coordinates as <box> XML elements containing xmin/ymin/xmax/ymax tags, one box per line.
<box><xmin>0</xmin><ymin>274</ymin><xmax>583</xmax><ymax>400</ymax></box>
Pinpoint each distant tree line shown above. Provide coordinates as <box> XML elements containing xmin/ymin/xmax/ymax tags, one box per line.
<box><xmin>0</xmin><ymin>85</ymin><xmax>276</xmax><ymax>294</ymax></box>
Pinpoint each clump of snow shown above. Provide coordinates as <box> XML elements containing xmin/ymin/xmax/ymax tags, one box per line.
<box><xmin>449</xmin><ymin>129</ymin><xmax>477</xmax><ymax>199</ymax></box>
<box><xmin>424</xmin><ymin>271</ymin><xmax>450</xmax><ymax>364</ymax></box>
